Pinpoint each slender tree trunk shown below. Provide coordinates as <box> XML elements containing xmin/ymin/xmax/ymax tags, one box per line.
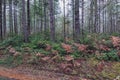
<box><xmin>0</xmin><ymin>0</ymin><xmax>2</xmax><ymax>40</ymax></box>
<box><xmin>115</xmin><ymin>0</ymin><xmax>119</xmax><ymax>32</ymax></box>
<box><xmin>75</xmin><ymin>0</ymin><xmax>80</xmax><ymax>42</ymax></box>
<box><xmin>105</xmin><ymin>8</ymin><xmax>107</xmax><ymax>33</ymax></box>
<box><xmin>98</xmin><ymin>0</ymin><xmax>101</xmax><ymax>33</ymax></box>
<box><xmin>40</xmin><ymin>0</ymin><xmax>43</xmax><ymax>33</ymax></box>
<box><xmin>9</xmin><ymin>0</ymin><xmax>13</xmax><ymax>35</ymax></box>
<box><xmin>81</xmin><ymin>0</ymin><xmax>84</xmax><ymax>37</ymax></box>
<box><xmin>72</xmin><ymin>0</ymin><xmax>75</xmax><ymax>40</ymax></box>
<box><xmin>89</xmin><ymin>0</ymin><xmax>94</xmax><ymax>33</ymax></box>
<box><xmin>102</xmin><ymin>8</ymin><xmax>105</xmax><ymax>33</ymax></box>
<box><xmin>43</xmin><ymin>0</ymin><xmax>47</xmax><ymax>38</ymax></box>
<box><xmin>13</xmin><ymin>0</ymin><xmax>18</xmax><ymax>34</ymax></box>
<box><xmin>63</xmin><ymin>0</ymin><xmax>66</xmax><ymax>41</ymax></box>
<box><xmin>27</xmin><ymin>0</ymin><xmax>30</xmax><ymax>35</ymax></box>
<box><xmin>94</xmin><ymin>0</ymin><xmax>98</xmax><ymax>33</ymax></box>
<box><xmin>22</xmin><ymin>0</ymin><xmax>29</xmax><ymax>42</ymax></box>
<box><xmin>49</xmin><ymin>0</ymin><xmax>55</xmax><ymax>41</ymax></box>
<box><xmin>34</xmin><ymin>0</ymin><xmax>36</xmax><ymax>33</ymax></box>
<box><xmin>3</xmin><ymin>0</ymin><xmax>6</xmax><ymax>37</ymax></box>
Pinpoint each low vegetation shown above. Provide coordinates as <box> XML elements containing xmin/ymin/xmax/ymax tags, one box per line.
<box><xmin>0</xmin><ymin>33</ymin><xmax>120</xmax><ymax>79</ymax></box>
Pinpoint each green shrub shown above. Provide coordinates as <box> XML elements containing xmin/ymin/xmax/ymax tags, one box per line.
<box><xmin>52</xmin><ymin>43</ymin><xmax>66</xmax><ymax>56</ymax></box>
<box><xmin>0</xmin><ymin>54</ymin><xmax>23</xmax><ymax>67</ymax></box>
<box><xmin>34</xmin><ymin>49</ymin><xmax>50</xmax><ymax>55</ymax></box>
<box><xmin>103</xmin><ymin>40</ymin><xmax>113</xmax><ymax>48</ymax></box>
<box><xmin>80</xmin><ymin>34</ymin><xmax>94</xmax><ymax>45</ymax></box>
<box><xmin>0</xmin><ymin>35</ymin><xmax>23</xmax><ymax>47</ymax></box>
<box><xmin>97</xmin><ymin>50</ymin><xmax>120</xmax><ymax>61</ymax></box>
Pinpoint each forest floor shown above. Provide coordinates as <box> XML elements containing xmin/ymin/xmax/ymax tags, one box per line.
<box><xmin>0</xmin><ymin>64</ymin><xmax>86</xmax><ymax>80</ymax></box>
<box><xmin>1</xmin><ymin>35</ymin><xmax>120</xmax><ymax>80</ymax></box>
<box><xmin>0</xmin><ymin>57</ymin><xmax>120</xmax><ymax>80</ymax></box>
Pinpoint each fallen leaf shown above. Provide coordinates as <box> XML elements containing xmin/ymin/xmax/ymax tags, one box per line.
<box><xmin>41</xmin><ymin>56</ymin><xmax>51</xmax><ymax>61</ymax></box>
<box><xmin>64</xmin><ymin>55</ymin><xmax>74</xmax><ymax>61</ymax></box>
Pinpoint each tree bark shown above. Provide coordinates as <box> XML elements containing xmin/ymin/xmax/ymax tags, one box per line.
<box><xmin>75</xmin><ymin>0</ymin><xmax>80</xmax><ymax>42</ymax></box>
<box><xmin>63</xmin><ymin>0</ymin><xmax>66</xmax><ymax>41</ymax></box>
<box><xmin>9</xmin><ymin>0</ymin><xmax>13</xmax><ymax>34</ymax></box>
<box><xmin>3</xmin><ymin>0</ymin><xmax>6</xmax><ymax>37</ymax></box>
<box><xmin>13</xmin><ymin>0</ymin><xmax>18</xmax><ymax>34</ymax></box>
<box><xmin>22</xmin><ymin>0</ymin><xmax>29</xmax><ymax>42</ymax></box>
<box><xmin>72</xmin><ymin>0</ymin><xmax>75</xmax><ymax>40</ymax></box>
<box><xmin>0</xmin><ymin>0</ymin><xmax>2</xmax><ymax>40</ymax></box>
<box><xmin>27</xmin><ymin>0</ymin><xmax>31</xmax><ymax>35</ymax></box>
<box><xmin>49</xmin><ymin>0</ymin><xmax>55</xmax><ymax>41</ymax></box>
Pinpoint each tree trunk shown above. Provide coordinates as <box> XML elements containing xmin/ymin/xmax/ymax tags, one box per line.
<box><xmin>75</xmin><ymin>0</ymin><xmax>80</xmax><ymax>42</ymax></box>
<box><xmin>22</xmin><ymin>0</ymin><xmax>29</xmax><ymax>42</ymax></box>
<box><xmin>13</xmin><ymin>0</ymin><xmax>18</xmax><ymax>34</ymax></box>
<box><xmin>49</xmin><ymin>0</ymin><xmax>55</xmax><ymax>41</ymax></box>
<box><xmin>81</xmin><ymin>0</ymin><xmax>84</xmax><ymax>37</ymax></box>
<box><xmin>89</xmin><ymin>0</ymin><xmax>94</xmax><ymax>33</ymax></box>
<box><xmin>0</xmin><ymin>0</ymin><xmax>2</xmax><ymax>40</ymax></box>
<box><xmin>63</xmin><ymin>0</ymin><xmax>66</xmax><ymax>41</ymax></box>
<box><xmin>43</xmin><ymin>0</ymin><xmax>47</xmax><ymax>38</ymax></box>
<box><xmin>9</xmin><ymin>0</ymin><xmax>13</xmax><ymax>35</ymax></box>
<box><xmin>40</xmin><ymin>0</ymin><xmax>43</xmax><ymax>33</ymax></box>
<box><xmin>94</xmin><ymin>0</ymin><xmax>98</xmax><ymax>33</ymax></box>
<box><xmin>27</xmin><ymin>0</ymin><xmax>31</xmax><ymax>35</ymax></box>
<box><xmin>72</xmin><ymin>0</ymin><xmax>75</xmax><ymax>40</ymax></box>
<box><xmin>3</xmin><ymin>0</ymin><xmax>6</xmax><ymax>37</ymax></box>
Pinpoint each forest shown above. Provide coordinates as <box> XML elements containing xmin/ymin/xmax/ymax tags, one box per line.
<box><xmin>0</xmin><ymin>0</ymin><xmax>120</xmax><ymax>80</ymax></box>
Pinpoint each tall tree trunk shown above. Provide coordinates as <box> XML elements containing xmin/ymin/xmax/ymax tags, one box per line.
<box><xmin>27</xmin><ymin>0</ymin><xmax>31</xmax><ymax>35</ymax></box>
<box><xmin>75</xmin><ymin>0</ymin><xmax>80</xmax><ymax>42</ymax></box>
<box><xmin>9</xmin><ymin>0</ymin><xmax>13</xmax><ymax>35</ymax></box>
<box><xmin>63</xmin><ymin>0</ymin><xmax>66</xmax><ymax>41</ymax></box>
<box><xmin>102</xmin><ymin>8</ymin><xmax>105</xmax><ymax>33</ymax></box>
<box><xmin>33</xmin><ymin>0</ymin><xmax>36</xmax><ymax>33</ymax></box>
<box><xmin>0</xmin><ymin>0</ymin><xmax>2</xmax><ymax>40</ymax></box>
<box><xmin>81</xmin><ymin>0</ymin><xmax>84</xmax><ymax>37</ymax></box>
<box><xmin>89</xmin><ymin>0</ymin><xmax>94</xmax><ymax>33</ymax></box>
<box><xmin>72</xmin><ymin>0</ymin><xmax>75</xmax><ymax>40</ymax></box>
<box><xmin>102</xmin><ymin>0</ymin><xmax>106</xmax><ymax>33</ymax></box>
<box><xmin>40</xmin><ymin>0</ymin><xmax>43</xmax><ymax>33</ymax></box>
<box><xmin>22</xmin><ymin>0</ymin><xmax>29</xmax><ymax>42</ymax></box>
<box><xmin>3</xmin><ymin>0</ymin><xmax>6</xmax><ymax>37</ymax></box>
<box><xmin>43</xmin><ymin>0</ymin><xmax>47</xmax><ymax>38</ymax></box>
<box><xmin>49</xmin><ymin>0</ymin><xmax>55</xmax><ymax>41</ymax></box>
<box><xmin>13</xmin><ymin>0</ymin><xmax>18</xmax><ymax>34</ymax></box>
<box><xmin>98</xmin><ymin>0</ymin><xmax>101</xmax><ymax>33</ymax></box>
<box><xmin>94</xmin><ymin>0</ymin><xmax>98</xmax><ymax>33</ymax></box>
<box><xmin>115</xmin><ymin>0</ymin><xmax>119</xmax><ymax>32</ymax></box>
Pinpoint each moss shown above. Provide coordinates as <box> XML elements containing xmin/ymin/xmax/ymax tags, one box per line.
<box><xmin>100</xmin><ymin>70</ymin><xmax>116</xmax><ymax>79</ymax></box>
<box><xmin>112</xmin><ymin>62</ymin><xmax>120</xmax><ymax>74</ymax></box>
<box><xmin>88</xmin><ymin>57</ymin><xmax>99</xmax><ymax>66</ymax></box>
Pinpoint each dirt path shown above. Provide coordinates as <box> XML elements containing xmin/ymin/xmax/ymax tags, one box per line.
<box><xmin>0</xmin><ymin>66</ymin><xmax>82</xmax><ymax>80</ymax></box>
<box><xmin>0</xmin><ymin>66</ymin><xmax>60</xmax><ymax>80</ymax></box>
<box><xmin>0</xmin><ymin>67</ymin><xmax>41</xmax><ymax>80</ymax></box>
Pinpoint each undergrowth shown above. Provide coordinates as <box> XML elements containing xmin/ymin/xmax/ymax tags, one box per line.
<box><xmin>0</xmin><ymin>33</ymin><xmax>120</xmax><ymax>67</ymax></box>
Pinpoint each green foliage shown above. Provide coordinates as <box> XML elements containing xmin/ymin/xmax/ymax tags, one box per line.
<box><xmin>103</xmin><ymin>40</ymin><xmax>113</xmax><ymax>48</ymax></box>
<box><xmin>52</xmin><ymin>43</ymin><xmax>66</xmax><ymax>56</ymax></box>
<box><xmin>71</xmin><ymin>51</ymin><xmax>83</xmax><ymax>59</ymax></box>
<box><xmin>97</xmin><ymin>50</ymin><xmax>120</xmax><ymax>61</ymax></box>
<box><xmin>98</xmin><ymin>33</ymin><xmax>111</xmax><ymax>40</ymax></box>
<box><xmin>80</xmin><ymin>34</ymin><xmax>94</xmax><ymax>45</ymax></box>
<box><xmin>34</xmin><ymin>49</ymin><xmax>50</xmax><ymax>55</ymax></box>
<box><xmin>111</xmin><ymin>32</ymin><xmax>120</xmax><ymax>36</ymax></box>
<box><xmin>0</xmin><ymin>55</ymin><xmax>23</xmax><ymax>67</ymax></box>
<box><xmin>34</xmin><ymin>41</ymin><xmax>47</xmax><ymax>49</ymax></box>
<box><xmin>0</xmin><ymin>35</ymin><xmax>23</xmax><ymax>47</ymax></box>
